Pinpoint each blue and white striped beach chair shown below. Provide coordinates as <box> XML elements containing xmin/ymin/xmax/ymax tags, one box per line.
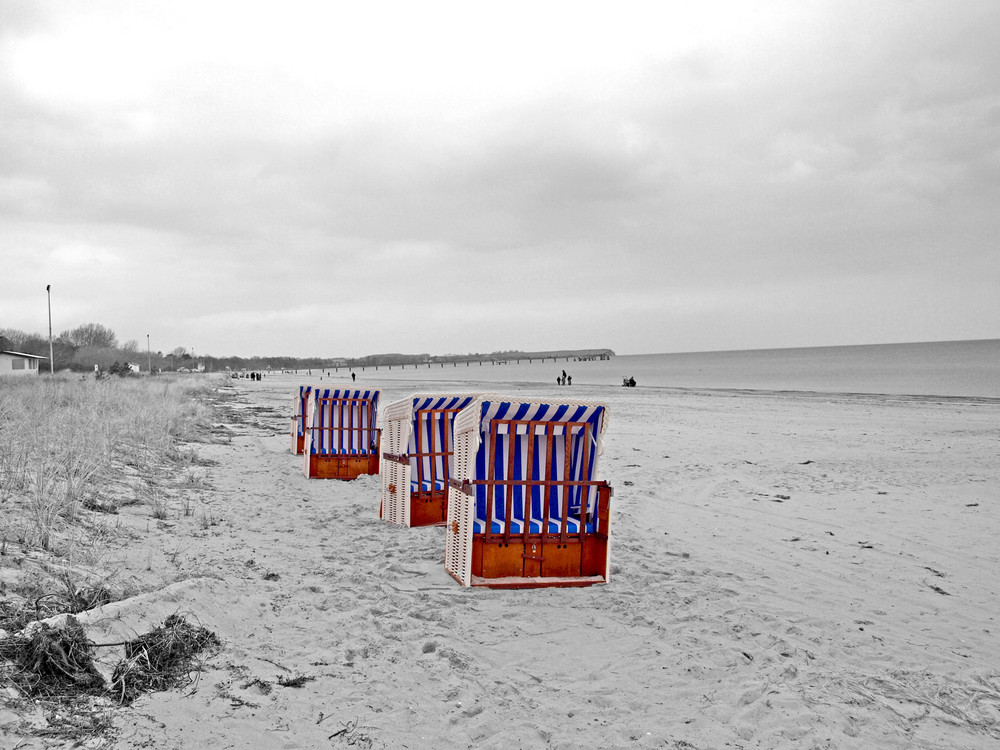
<box><xmin>381</xmin><ymin>393</ymin><xmax>485</xmax><ymax>526</ymax></box>
<box><xmin>445</xmin><ymin>397</ymin><xmax>613</xmax><ymax>588</ymax></box>
<box><xmin>303</xmin><ymin>388</ymin><xmax>381</xmax><ymax>480</ymax></box>
<box><xmin>290</xmin><ymin>385</ymin><xmax>313</xmax><ymax>455</ymax></box>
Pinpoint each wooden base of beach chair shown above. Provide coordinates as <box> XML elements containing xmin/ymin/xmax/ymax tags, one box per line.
<box><xmin>306</xmin><ymin>453</ymin><xmax>379</xmax><ymax>480</ymax></box>
<box><xmin>467</xmin><ymin>534</ymin><xmax>609</xmax><ymax>588</ymax></box>
<box><xmin>467</xmin><ymin>574</ymin><xmax>607</xmax><ymax>589</ymax></box>
<box><xmin>293</xmin><ymin>434</ymin><xmax>305</xmax><ymax>455</ymax></box>
<box><xmin>409</xmin><ymin>490</ymin><xmax>448</xmax><ymax>527</ymax></box>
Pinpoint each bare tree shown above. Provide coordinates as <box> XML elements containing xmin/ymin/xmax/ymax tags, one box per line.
<box><xmin>0</xmin><ymin>328</ymin><xmax>29</xmax><ymax>348</ymax></box>
<box><xmin>60</xmin><ymin>323</ymin><xmax>118</xmax><ymax>349</ymax></box>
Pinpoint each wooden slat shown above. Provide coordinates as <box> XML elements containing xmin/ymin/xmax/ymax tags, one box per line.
<box><xmin>543</xmin><ymin>426</ymin><xmax>554</xmax><ymax>544</ymax></box>
<box><xmin>560</xmin><ymin>429</ymin><xmax>572</xmax><ymax>544</ymax></box>
<box><xmin>485</xmin><ymin>419</ymin><xmax>498</xmax><ymax>544</ymax></box>
<box><xmin>503</xmin><ymin>421</ymin><xmax>516</xmax><ymax>545</ymax></box>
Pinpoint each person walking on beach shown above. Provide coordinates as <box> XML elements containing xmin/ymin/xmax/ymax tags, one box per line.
<box><xmin>351</xmin><ymin>372</ymin><xmax>356</xmax><ymax>382</ymax></box>
<box><xmin>567</xmin><ymin>374</ymin><xmax>572</xmax><ymax>385</ymax></box>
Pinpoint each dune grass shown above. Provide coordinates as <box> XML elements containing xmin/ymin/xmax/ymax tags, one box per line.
<box><xmin>0</xmin><ymin>374</ymin><xmax>216</xmax><ymax>623</ymax></box>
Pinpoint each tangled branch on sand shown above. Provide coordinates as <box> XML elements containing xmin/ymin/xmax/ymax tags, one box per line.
<box><xmin>109</xmin><ymin>613</ymin><xmax>221</xmax><ymax>704</ymax></box>
<box><xmin>1</xmin><ymin>613</ymin><xmax>219</xmax><ymax>703</ymax></box>
<box><xmin>1</xmin><ymin>613</ymin><xmax>219</xmax><ymax>743</ymax></box>
<box><xmin>0</xmin><ymin>616</ymin><xmax>104</xmax><ymax>698</ymax></box>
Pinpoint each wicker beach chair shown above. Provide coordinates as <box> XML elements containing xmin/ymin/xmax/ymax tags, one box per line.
<box><xmin>290</xmin><ymin>385</ymin><xmax>312</xmax><ymax>455</ymax></box>
<box><xmin>303</xmin><ymin>388</ymin><xmax>381</xmax><ymax>480</ymax></box>
<box><xmin>444</xmin><ymin>397</ymin><xmax>613</xmax><ymax>588</ymax></box>
<box><xmin>380</xmin><ymin>393</ymin><xmax>484</xmax><ymax>527</ymax></box>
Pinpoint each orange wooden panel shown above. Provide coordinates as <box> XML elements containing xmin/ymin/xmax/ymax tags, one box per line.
<box><xmin>471</xmin><ymin>534</ymin><xmax>484</xmax><ymax>578</ymax></box>
<box><xmin>541</xmin><ymin>541</ymin><xmax>584</xmax><ymax>578</ymax></box>
<box><xmin>308</xmin><ymin>454</ymin><xmax>379</xmax><ymax>480</ymax></box>
<box><xmin>409</xmin><ymin>491</ymin><xmax>447</xmax><ymax>527</ymax></box>
<box><xmin>580</xmin><ymin>536</ymin><xmax>609</xmax><ymax>578</ymax></box>
<box><xmin>481</xmin><ymin>541</ymin><xmax>525</xmax><ymax>579</ymax></box>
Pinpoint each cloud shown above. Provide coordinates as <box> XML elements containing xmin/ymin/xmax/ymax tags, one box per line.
<box><xmin>1</xmin><ymin>1</ymin><xmax>998</xmax><ymax>356</ymax></box>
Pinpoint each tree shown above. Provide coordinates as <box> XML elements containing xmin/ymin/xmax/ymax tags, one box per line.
<box><xmin>0</xmin><ymin>328</ymin><xmax>29</xmax><ymax>349</ymax></box>
<box><xmin>121</xmin><ymin>339</ymin><xmax>139</xmax><ymax>354</ymax></box>
<box><xmin>60</xmin><ymin>323</ymin><xmax>118</xmax><ymax>349</ymax></box>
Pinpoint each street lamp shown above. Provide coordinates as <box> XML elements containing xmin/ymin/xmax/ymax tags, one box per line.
<box><xmin>46</xmin><ymin>284</ymin><xmax>54</xmax><ymax>375</ymax></box>
<box><xmin>147</xmin><ymin>334</ymin><xmax>151</xmax><ymax>374</ymax></box>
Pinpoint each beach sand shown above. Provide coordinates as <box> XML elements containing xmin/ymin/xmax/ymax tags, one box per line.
<box><xmin>3</xmin><ymin>375</ymin><xmax>998</xmax><ymax>749</ymax></box>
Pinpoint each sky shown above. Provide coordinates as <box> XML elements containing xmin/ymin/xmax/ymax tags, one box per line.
<box><xmin>1</xmin><ymin>0</ymin><xmax>998</xmax><ymax>358</ymax></box>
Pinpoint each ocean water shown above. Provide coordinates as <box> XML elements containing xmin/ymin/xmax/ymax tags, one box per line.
<box><xmin>338</xmin><ymin>339</ymin><xmax>1000</xmax><ymax>399</ymax></box>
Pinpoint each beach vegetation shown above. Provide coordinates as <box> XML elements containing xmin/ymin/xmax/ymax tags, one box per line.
<box><xmin>0</xmin><ymin>373</ymin><xmax>224</xmax><ymax>740</ymax></box>
<box><xmin>0</xmin><ymin>374</ymin><xmax>214</xmax><ymax>624</ymax></box>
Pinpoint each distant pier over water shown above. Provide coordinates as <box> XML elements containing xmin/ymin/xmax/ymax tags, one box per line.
<box><xmin>294</xmin><ymin>340</ymin><xmax>999</xmax><ymax>399</ymax></box>
<box><xmin>327</xmin><ymin>348</ymin><xmax>615</xmax><ymax>372</ymax></box>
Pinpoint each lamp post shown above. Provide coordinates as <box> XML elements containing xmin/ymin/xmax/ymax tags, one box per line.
<box><xmin>46</xmin><ymin>284</ymin><xmax>54</xmax><ymax>375</ymax></box>
<box><xmin>147</xmin><ymin>334</ymin><xmax>151</xmax><ymax>375</ymax></box>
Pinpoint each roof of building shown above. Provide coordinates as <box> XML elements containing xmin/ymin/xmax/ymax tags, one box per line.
<box><xmin>1</xmin><ymin>350</ymin><xmax>48</xmax><ymax>360</ymax></box>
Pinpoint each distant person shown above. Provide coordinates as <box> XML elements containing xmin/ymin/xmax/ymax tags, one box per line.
<box><xmin>629</xmin><ymin>376</ymin><xmax>636</xmax><ymax>387</ymax></box>
<box><xmin>351</xmin><ymin>372</ymin><xmax>356</xmax><ymax>382</ymax></box>
<box><xmin>567</xmin><ymin>375</ymin><xmax>572</xmax><ymax>385</ymax></box>
<box><xmin>556</xmin><ymin>376</ymin><xmax>561</xmax><ymax>385</ymax></box>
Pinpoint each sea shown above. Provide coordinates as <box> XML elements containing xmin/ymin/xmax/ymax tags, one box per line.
<box><xmin>341</xmin><ymin>339</ymin><xmax>1000</xmax><ymax>399</ymax></box>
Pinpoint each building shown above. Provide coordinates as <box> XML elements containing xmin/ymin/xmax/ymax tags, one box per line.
<box><xmin>1</xmin><ymin>349</ymin><xmax>47</xmax><ymax>376</ymax></box>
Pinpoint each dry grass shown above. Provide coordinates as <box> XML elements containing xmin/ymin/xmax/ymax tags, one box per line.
<box><xmin>0</xmin><ymin>373</ymin><xmax>219</xmax><ymax>641</ymax></box>
<box><xmin>0</xmin><ymin>374</ymin><xmax>227</xmax><ymax>745</ymax></box>
<box><xmin>0</xmin><ymin>374</ymin><xmax>213</xmax><ymax>555</ymax></box>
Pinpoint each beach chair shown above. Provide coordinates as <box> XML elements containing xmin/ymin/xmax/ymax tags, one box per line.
<box><xmin>290</xmin><ymin>385</ymin><xmax>312</xmax><ymax>455</ymax></box>
<box><xmin>303</xmin><ymin>388</ymin><xmax>381</xmax><ymax>480</ymax></box>
<box><xmin>444</xmin><ymin>397</ymin><xmax>613</xmax><ymax>588</ymax></box>
<box><xmin>380</xmin><ymin>393</ymin><xmax>483</xmax><ymax>527</ymax></box>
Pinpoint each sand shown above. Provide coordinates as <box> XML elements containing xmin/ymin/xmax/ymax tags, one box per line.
<box><xmin>3</xmin><ymin>374</ymin><xmax>998</xmax><ymax>749</ymax></box>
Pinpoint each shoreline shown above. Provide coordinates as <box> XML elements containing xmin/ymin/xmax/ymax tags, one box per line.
<box><xmin>262</xmin><ymin>371</ymin><xmax>1000</xmax><ymax>407</ymax></box>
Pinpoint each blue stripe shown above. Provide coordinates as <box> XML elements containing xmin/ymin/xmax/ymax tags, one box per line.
<box><xmin>309</xmin><ymin>388</ymin><xmax>380</xmax><ymax>456</ymax></box>
<box><xmin>470</xmin><ymin>400</ymin><xmax>604</xmax><ymax>535</ymax></box>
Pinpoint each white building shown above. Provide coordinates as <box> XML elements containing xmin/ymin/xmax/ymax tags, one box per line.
<box><xmin>0</xmin><ymin>349</ymin><xmax>47</xmax><ymax>377</ymax></box>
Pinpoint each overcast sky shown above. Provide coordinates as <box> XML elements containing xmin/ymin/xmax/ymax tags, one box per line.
<box><xmin>2</xmin><ymin>1</ymin><xmax>998</xmax><ymax>358</ymax></box>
